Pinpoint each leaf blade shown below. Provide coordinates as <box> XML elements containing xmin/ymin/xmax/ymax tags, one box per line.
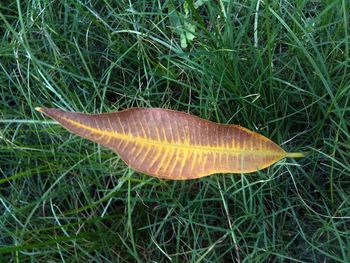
<box><xmin>37</xmin><ymin>107</ymin><xmax>300</xmax><ymax>180</ymax></box>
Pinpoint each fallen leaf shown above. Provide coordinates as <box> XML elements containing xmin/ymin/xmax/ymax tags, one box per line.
<box><xmin>36</xmin><ymin>107</ymin><xmax>305</xmax><ymax>180</ymax></box>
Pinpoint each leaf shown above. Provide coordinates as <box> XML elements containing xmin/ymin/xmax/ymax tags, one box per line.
<box><xmin>168</xmin><ymin>2</ymin><xmax>196</xmax><ymax>49</ymax></box>
<box><xmin>36</xmin><ymin>107</ymin><xmax>305</xmax><ymax>180</ymax></box>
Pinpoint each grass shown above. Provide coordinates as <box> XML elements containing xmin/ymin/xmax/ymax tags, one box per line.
<box><xmin>1</xmin><ymin>0</ymin><xmax>350</xmax><ymax>261</ymax></box>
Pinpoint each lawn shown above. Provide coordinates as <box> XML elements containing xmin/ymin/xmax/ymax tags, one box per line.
<box><xmin>1</xmin><ymin>0</ymin><xmax>350</xmax><ymax>262</ymax></box>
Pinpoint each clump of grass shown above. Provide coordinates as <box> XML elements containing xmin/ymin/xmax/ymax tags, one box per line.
<box><xmin>1</xmin><ymin>0</ymin><xmax>349</xmax><ymax>261</ymax></box>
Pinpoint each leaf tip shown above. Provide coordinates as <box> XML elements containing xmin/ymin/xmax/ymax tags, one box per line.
<box><xmin>35</xmin><ymin>107</ymin><xmax>44</xmax><ymax>113</ymax></box>
<box><xmin>285</xmin><ymin>151</ymin><xmax>309</xmax><ymax>158</ymax></box>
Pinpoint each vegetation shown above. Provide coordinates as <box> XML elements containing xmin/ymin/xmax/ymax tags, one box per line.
<box><xmin>1</xmin><ymin>0</ymin><xmax>349</xmax><ymax>261</ymax></box>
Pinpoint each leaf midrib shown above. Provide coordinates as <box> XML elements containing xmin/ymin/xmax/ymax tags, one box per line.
<box><xmin>62</xmin><ymin>117</ymin><xmax>285</xmax><ymax>156</ymax></box>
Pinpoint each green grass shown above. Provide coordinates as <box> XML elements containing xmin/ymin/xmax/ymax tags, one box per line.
<box><xmin>1</xmin><ymin>0</ymin><xmax>350</xmax><ymax>261</ymax></box>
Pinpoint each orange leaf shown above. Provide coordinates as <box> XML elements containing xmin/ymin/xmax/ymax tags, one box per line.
<box><xmin>36</xmin><ymin>107</ymin><xmax>305</xmax><ymax>180</ymax></box>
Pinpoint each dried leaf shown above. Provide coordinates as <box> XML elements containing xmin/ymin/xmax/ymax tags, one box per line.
<box><xmin>36</xmin><ymin>107</ymin><xmax>305</xmax><ymax>180</ymax></box>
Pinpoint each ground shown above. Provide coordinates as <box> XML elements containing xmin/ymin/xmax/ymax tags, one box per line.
<box><xmin>1</xmin><ymin>1</ymin><xmax>349</xmax><ymax>262</ymax></box>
